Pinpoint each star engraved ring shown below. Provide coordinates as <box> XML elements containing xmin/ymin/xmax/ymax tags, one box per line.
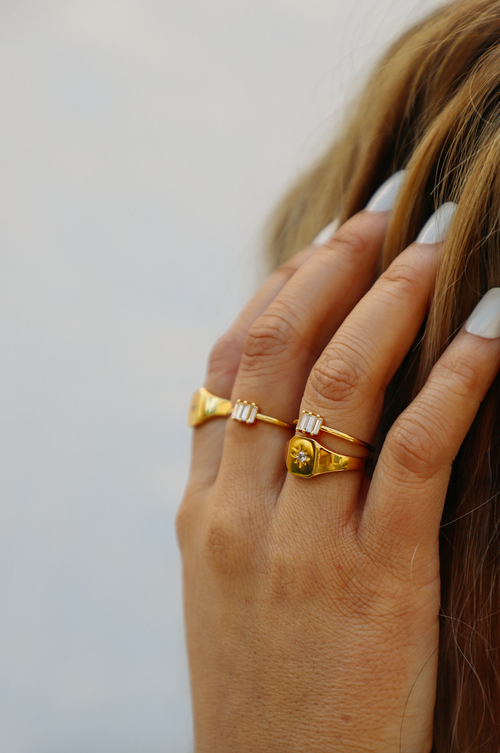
<box><xmin>295</xmin><ymin>410</ymin><xmax>375</xmax><ymax>453</ymax></box>
<box><xmin>286</xmin><ymin>435</ymin><xmax>369</xmax><ymax>478</ymax></box>
<box><xmin>231</xmin><ymin>399</ymin><xmax>293</xmax><ymax>429</ymax></box>
<box><xmin>188</xmin><ymin>387</ymin><xmax>232</xmax><ymax>427</ymax></box>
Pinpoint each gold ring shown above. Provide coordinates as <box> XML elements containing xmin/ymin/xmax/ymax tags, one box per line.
<box><xmin>295</xmin><ymin>410</ymin><xmax>374</xmax><ymax>453</ymax></box>
<box><xmin>286</xmin><ymin>435</ymin><xmax>368</xmax><ymax>478</ymax></box>
<box><xmin>188</xmin><ymin>387</ymin><xmax>232</xmax><ymax>427</ymax></box>
<box><xmin>231</xmin><ymin>399</ymin><xmax>293</xmax><ymax>429</ymax></box>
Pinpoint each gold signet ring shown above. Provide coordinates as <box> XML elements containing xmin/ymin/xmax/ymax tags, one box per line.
<box><xmin>286</xmin><ymin>435</ymin><xmax>368</xmax><ymax>479</ymax></box>
<box><xmin>188</xmin><ymin>387</ymin><xmax>232</xmax><ymax>427</ymax></box>
<box><xmin>295</xmin><ymin>411</ymin><xmax>374</xmax><ymax>453</ymax></box>
<box><xmin>231</xmin><ymin>399</ymin><xmax>293</xmax><ymax>429</ymax></box>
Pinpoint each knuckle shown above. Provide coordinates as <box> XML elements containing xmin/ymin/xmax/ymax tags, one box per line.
<box><xmin>207</xmin><ymin>331</ymin><xmax>241</xmax><ymax>381</ymax></box>
<box><xmin>432</xmin><ymin>352</ymin><xmax>482</xmax><ymax>399</ymax></box>
<box><xmin>308</xmin><ymin>345</ymin><xmax>368</xmax><ymax>406</ymax></box>
<box><xmin>386</xmin><ymin>413</ymin><xmax>443</xmax><ymax>478</ymax></box>
<box><xmin>175</xmin><ymin>495</ymin><xmax>196</xmax><ymax>552</ymax></box>
<box><xmin>202</xmin><ymin>504</ymin><xmax>251</xmax><ymax>577</ymax></box>
<box><xmin>266</xmin><ymin>548</ymin><xmax>305</xmax><ymax>603</ymax></box>
<box><xmin>242</xmin><ymin>304</ymin><xmax>301</xmax><ymax>367</ymax></box>
<box><xmin>323</xmin><ymin>227</ymin><xmax>365</xmax><ymax>259</ymax></box>
<box><xmin>378</xmin><ymin>260</ymin><xmax>427</xmax><ymax>300</ymax></box>
<box><xmin>276</xmin><ymin>257</ymin><xmax>302</xmax><ymax>280</ymax></box>
<box><xmin>265</xmin><ymin>542</ymin><xmax>329</xmax><ymax>605</ymax></box>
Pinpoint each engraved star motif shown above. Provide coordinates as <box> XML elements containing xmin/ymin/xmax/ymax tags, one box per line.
<box><xmin>291</xmin><ymin>447</ymin><xmax>311</xmax><ymax>468</ymax></box>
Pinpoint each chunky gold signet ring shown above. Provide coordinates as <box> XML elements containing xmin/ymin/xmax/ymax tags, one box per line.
<box><xmin>286</xmin><ymin>435</ymin><xmax>368</xmax><ymax>479</ymax></box>
<box><xmin>188</xmin><ymin>387</ymin><xmax>232</xmax><ymax>427</ymax></box>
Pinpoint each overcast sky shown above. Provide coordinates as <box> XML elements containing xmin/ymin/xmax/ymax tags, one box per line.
<box><xmin>0</xmin><ymin>1</ymin><xmax>442</xmax><ymax>751</ymax></box>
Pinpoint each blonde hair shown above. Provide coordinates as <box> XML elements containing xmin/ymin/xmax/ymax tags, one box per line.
<box><xmin>268</xmin><ymin>1</ymin><xmax>500</xmax><ymax>749</ymax></box>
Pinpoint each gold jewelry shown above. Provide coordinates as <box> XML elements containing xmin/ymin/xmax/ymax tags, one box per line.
<box><xmin>188</xmin><ymin>387</ymin><xmax>232</xmax><ymax>427</ymax></box>
<box><xmin>295</xmin><ymin>410</ymin><xmax>374</xmax><ymax>453</ymax></box>
<box><xmin>286</xmin><ymin>435</ymin><xmax>368</xmax><ymax>478</ymax></box>
<box><xmin>231</xmin><ymin>399</ymin><xmax>293</xmax><ymax>429</ymax></box>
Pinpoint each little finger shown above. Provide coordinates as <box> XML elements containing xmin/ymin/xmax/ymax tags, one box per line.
<box><xmin>364</xmin><ymin>289</ymin><xmax>500</xmax><ymax>558</ymax></box>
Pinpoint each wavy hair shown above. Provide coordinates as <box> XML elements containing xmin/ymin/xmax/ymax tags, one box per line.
<box><xmin>267</xmin><ymin>1</ymin><xmax>500</xmax><ymax>749</ymax></box>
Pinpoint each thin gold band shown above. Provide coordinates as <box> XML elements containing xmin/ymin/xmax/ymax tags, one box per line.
<box><xmin>295</xmin><ymin>411</ymin><xmax>374</xmax><ymax>453</ymax></box>
<box><xmin>286</xmin><ymin>435</ymin><xmax>368</xmax><ymax>479</ymax></box>
<box><xmin>232</xmin><ymin>399</ymin><xmax>293</xmax><ymax>429</ymax></box>
<box><xmin>255</xmin><ymin>413</ymin><xmax>292</xmax><ymax>428</ymax></box>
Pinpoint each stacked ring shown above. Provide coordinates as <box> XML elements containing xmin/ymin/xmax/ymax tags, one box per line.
<box><xmin>286</xmin><ymin>435</ymin><xmax>369</xmax><ymax>479</ymax></box>
<box><xmin>231</xmin><ymin>399</ymin><xmax>293</xmax><ymax>429</ymax></box>
<box><xmin>295</xmin><ymin>410</ymin><xmax>374</xmax><ymax>453</ymax></box>
<box><xmin>188</xmin><ymin>391</ymin><xmax>372</xmax><ymax>479</ymax></box>
<box><xmin>188</xmin><ymin>387</ymin><xmax>232</xmax><ymax>427</ymax></box>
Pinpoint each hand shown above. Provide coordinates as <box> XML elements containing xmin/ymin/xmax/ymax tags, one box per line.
<box><xmin>177</xmin><ymin>208</ymin><xmax>500</xmax><ymax>752</ymax></box>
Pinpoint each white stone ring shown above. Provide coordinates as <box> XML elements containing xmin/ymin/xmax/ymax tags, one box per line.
<box><xmin>231</xmin><ymin>399</ymin><xmax>293</xmax><ymax>429</ymax></box>
<box><xmin>295</xmin><ymin>410</ymin><xmax>374</xmax><ymax>453</ymax></box>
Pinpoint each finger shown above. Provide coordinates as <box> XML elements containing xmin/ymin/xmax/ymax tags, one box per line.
<box><xmin>281</xmin><ymin>239</ymin><xmax>440</xmax><ymax>528</ymax></box>
<box><xmin>190</xmin><ymin>243</ymin><xmax>318</xmax><ymax>486</ymax></box>
<box><xmin>363</xmin><ymin>303</ymin><xmax>500</xmax><ymax>558</ymax></box>
<box><xmin>205</xmin><ymin>244</ymin><xmax>318</xmax><ymax>398</ymax></box>
<box><xmin>221</xmin><ymin>209</ymin><xmax>391</xmax><ymax>489</ymax></box>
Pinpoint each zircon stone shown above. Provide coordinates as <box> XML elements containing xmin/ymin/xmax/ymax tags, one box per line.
<box><xmin>232</xmin><ymin>400</ymin><xmax>259</xmax><ymax>423</ymax></box>
<box><xmin>247</xmin><ymin>404</ymin><xmax>258</xmax><ymax>423</ymax></box>
<box><xmin>298</xmin><ymin>412</ymin><xmax>323</xmax><ymax>435</ymax></box>
<box><xmin>241</xmin><ymin>403</ymin><xmax>251</xmax><ymax>421</ymax></box>
<box><xmin>232</xmin><ymin>401</ymin><xmax>245</xmax><ymax>421</ymax></box>
<box><xmin>297</xmin><ymin>451</ymin><xmax>308</xmax><ymax>463</ymax></box>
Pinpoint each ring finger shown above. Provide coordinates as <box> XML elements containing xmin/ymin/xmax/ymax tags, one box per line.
<box><xmin>221</xmin><ymin>206</ymin><xmax>393</xmax><ymax>488</ymax></box>
<box><xmin>281</xmin><ymin>203</ymin><xmax>457</xmax><ymax>528</ymax></box>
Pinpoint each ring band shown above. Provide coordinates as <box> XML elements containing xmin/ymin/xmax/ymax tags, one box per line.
<box><xmin>231</xmin><ymin>399</ymin><xmax>293</xmax><ymax>429</ymax></box>
<box><xmin>286</xmin><ymin>435</ymin><xmax>368</xmax><ymax>478</ymax></box>
<box><xmin>188</xmin><ymin>387</ymin><xmax>232</xmax><ymax>427</ymax></box>
<box><xmin>295</xmin><ymin>411</ymin><xmax>374</xmax><ymax>453</ymax></box>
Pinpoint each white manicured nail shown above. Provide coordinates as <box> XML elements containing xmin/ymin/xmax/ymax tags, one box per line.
<box><xmin>415</xmin><ymin>202</ymin><xmax>457</xmax><ymax>243</ymax></box>
<box><xmin>312</xmin><ymin>218</ymin><xmax>339</xmax><ymax>246</ymax></box>
<box><xmin>465</xmin><ymin>288</ymin><xmax>500</xmax><ymax>339</ymax></box>
<box><xmin>365</xmin><ymin>170</ymin><xmax>406</xmax><ymax>212</ymax></box>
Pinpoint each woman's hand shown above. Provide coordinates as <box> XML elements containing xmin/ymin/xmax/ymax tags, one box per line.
<box><xmin>177</xmin><ymin>206</ymin><xmax>500</xmax><ymax>753</ymax></box>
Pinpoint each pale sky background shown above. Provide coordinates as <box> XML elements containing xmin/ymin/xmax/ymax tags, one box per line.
<box><xmin>0</xmin><ymin>1</ymin><xmax>443</xmax><ymax>751</ymax></box>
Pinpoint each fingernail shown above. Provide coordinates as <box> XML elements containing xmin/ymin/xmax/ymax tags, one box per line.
<box><xmin>416</xmin><ymin>202</ymin><xmax>457</xmax><ymax>243</ymax></box>
<box><xmin>465</xmin><ymin>288</ymin><xmax>500</xmax><ymax>339</ymax></box>
<box><xmin>312</xmin><ymin>218</ymin><xmax>339</xmax><ymax>246</ymax></box>
<box><xmin>365</xmin><ymin>170</ymin><xmax>406</xmax><ymax>212</ymax></box>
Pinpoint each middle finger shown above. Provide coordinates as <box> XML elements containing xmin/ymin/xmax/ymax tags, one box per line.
<box><xmin>221</xmin><ymin>207</ymin><xmax>392</xmax><ymax>488</ymax></box>
<box><xmin>282</xmin><ymin>203</ymin><xmax>457</xmax><ymax>528</ymax></box>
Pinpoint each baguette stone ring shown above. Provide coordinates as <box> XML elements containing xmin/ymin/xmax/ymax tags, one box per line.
<box><xmin>231</xmin><ymin>399</ymin><xmax>293</xmax><ymax>429</ymax></box>
<box><xmin>295</xmin><ymin>410</ymin><xmax>374</xmax><ymax>453</ymax></box>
